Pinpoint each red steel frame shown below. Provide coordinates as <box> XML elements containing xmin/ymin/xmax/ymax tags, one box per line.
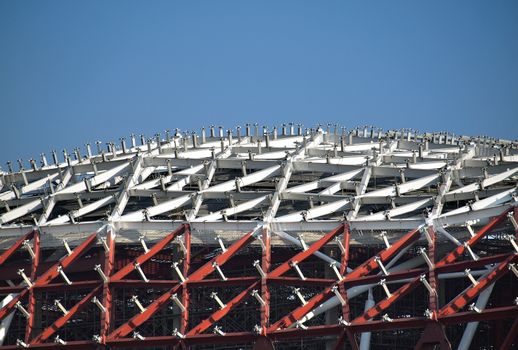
<box><xmin>0</xmin><ymin>208</ymin><xmax>517</xmax><ymax>349</ymax></box>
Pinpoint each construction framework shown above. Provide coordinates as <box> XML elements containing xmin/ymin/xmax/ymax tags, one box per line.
<box><xmin>0</xmin><ymin>124</ymin><xmax>517</xmax><ymax>349</ymax></box>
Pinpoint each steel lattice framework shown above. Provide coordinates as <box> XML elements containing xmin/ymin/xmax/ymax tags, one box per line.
<box><xmin>0</xmin><ymin>124</ymin><xmax>517</xmax><ymax>349</ymax></box>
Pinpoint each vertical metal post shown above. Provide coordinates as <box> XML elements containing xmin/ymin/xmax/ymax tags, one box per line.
<box><xmin>100</xmin><ymin>227</ymin><xmax>116</xmax><ymax>343</ymax></box>
<box><xmin>260</xmin><ymin>227</ymin><xmax>270</xmax><ymax>334</ymax></box>
<box><xmin>24</xmin><ymin>230</ymin><xmax>39</xmax><ymax>342</ymax></box>
<box><xmin>181</xmin><ymin>226</ymin><xmax>191</xmax><ymax>334</ymax></box>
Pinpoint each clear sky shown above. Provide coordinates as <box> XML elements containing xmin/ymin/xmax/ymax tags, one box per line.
<box><xmin>1</xmin><ymin>1</ymin><xmax>517</xmax><ymax>167</ymax></box>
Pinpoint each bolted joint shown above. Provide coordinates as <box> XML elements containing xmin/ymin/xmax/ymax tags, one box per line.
<box><xmin>251</xmin><ymin>289</ymin><xmax>266</xmax><ymax>306</ymax></box>
<box><xmin>505</xmin><ymin>234</ymin><xmax>518</xmax><ymax>254</ymax></box>
<box><xmin>210</xmin><ymin>291</ymin><xmax>226</xmax><ymax>310</ymax></box>
<box><xmin>92</xmin><ymin>335</ymin><xmax>102</xmax><ymax>344</ymax></box>
<box><xmin>15</xmin><ymin>302</ymin><xmax>30</xmax><ymax>318</ymax></box>
<box><xmin>253</xmin><ymin>260</ymin><xmax>266</xmax><ymax>278</ymax></box>
<box><xmin>381</xmin><ymin>314</ymin><xmax>393</xmax><ymax>322</ymax></box>
<box><xmin>134</xmin><ymin>262</ymin><xmax>149</xmax><ymax>283</ymax></box>
<box><xmin>62</xmin><ymin>239</ymin><xmax>72</xmax><ymax>256</ymax></box>
<box><xmin>292</xmin><ymin>287</ymin><xmax>307</xmax><ymax>305</ymax></box>
<box><xmin>91</xmin><ymin>296</ymin><xmax>106</xmax><ymax>313</ymax></box>
<box><xmin>253</xmin><ymin>325</ymin><xmax>263</xmax><ymax>335</ymax></box>
<box><xmin>290</xmin><ymin>261</ymin><xmax>306</xmax><ymax>280</ymax></box>
<box><xmin>170</xmin><ymin>293</ymin><xmax>186</xmax><ymax>312</ymax></box>
<box><xmin>54</xmin><ymin>335</ymin><xmax>67</xmax><ymax>345</ymax></box>
<box><xmin>338</xmin><ymin>316</ymin><xmax>351</xmax><ymax>326</ymax></box>
<box><xmin>133</xmin><ymin>331</ymin><xmax>145</xmax><ymax>340</ymax></box>
<box><xmin>54</xmin><ymin>299</ymin><xmax>69</xmax><ymax>315</ymax></box>
<box><xmin>57</xmin><ymin>265</ymin><xmax>73</xmax><ymax>285</ymax></box>
<box><xmin>212</xmin><ymin>261</ymin><xmax>228</xmax><ymax>281</ymax></box>
<box><xmin>213</xmin><ymin>326</ymin><xmax>226</xmax><ymax>336</ymax></box>
<box><xmin>378</xmin><ymin>279</ymin><xmax>392</xmax><ymax>299</ymax></box>
<box><xmin>172</xmin><ymin>328</ymin><xmax>185</xmax><ymax>339</ymax></box>
<box><xmin>172</xmin><ymin>262</ymin><xmax>187</xmax><ymax>283</ymax></box>
<box><xmin>379</xmin><ymin>231</ymin><xmax>391</xmax><ymax>249</ymax></box>
<box><xmin>16</xmin><ymin>339</ymin><xmax>29</xmax><ymax>348</ymax></box>
<box><xmin>464</xmin><ymin>269</ymin><xmax>479</xmax><ymax>287</ymax></box>
<box><xmin>329</xmin><ymin>261</ymin><xmax>342</xmax><ymax>281</ymax></box>
<box><xmin>374</xmin><ymin>256</ymin><xmax>390</xmax><ymax>276</ymax></box>
<box><xmin>138</xmin><ymin>234</ymin><xmax>149</xmax><ymax>253</ymax></box>
<box><xmin>331</xmin><ymin>285</ymin><xmax>347</xmax><ymax>306</ymax></box>
<box><xmin>215</xmin><ymin>235</ymin><xmax>227</xmax><ymax>252</ymax></box>
<box><xmin>17</xmin><ymin>269</ymin><xmax>33</xmax><ymax>288</ymax></box>
<box><xmin>424</xmin><ymin>309</ymin><xmax>434</xmax><ymax>320</ymax></box>
<box><xmin>94</xmin><ymin>264</ymin><xmax>109</xmax><ymax>283</ymax></box>
<box><xmin>22</xmin><ymin>240</ymin><xmax>35</xmax><ymax>259</ymax></box>
<box><xmin>468</xmin><ymin>303</ymin><xmax>482</xmax><ymax>313</ymax></box>
<box><xmin>508</xmin><ymin>263</ymin><xmax>518</xmax><ymax>278</ymax></box>
<box><xmin>131</xmin><ymin>295</ymin><xmax>147</xmax><ymax>313</ymax></box>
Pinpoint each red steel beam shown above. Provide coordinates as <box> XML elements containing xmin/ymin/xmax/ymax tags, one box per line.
<box><xmin>268</xmin><ymin>224</ymin><xmax>344</xmax><ymax>278</ymax></box>
<box><xmin>439</xmin><ymin>254</ymin><xmax>516</xmax><ymax>316</ymax></box>
<box><xmin>436</xmin><ymin>209</ymin><xmax>510</xmax><ymax>268</ymax></box>
<box><xmin>108</xmin><ymin>228</ymin><xmax>259</xmax><ymax>339</ymax></box>
<box><xmin>268</xmin><ymin>226</ymin><xmax>420</xmax><ymax>331</ymax></box>
<box><xmin>187</xmin><ymin>228</ymin><xmax>258</xmax><ymax>281</ymax></box>
<box><xmin>110</xmin><ymin>224</ymin><xmax>186</xmax><ymax>281</ymax></box>
<box><xmin>34</xmin><ymin>231</ymin><xmax>99</xmax><ymax>286</ymax></box>
<box><xmin>31</xmin><ymin>285</ymin><xmax>102</xmax><ymax>343</ymax></box>
<box><xmin>352</xmin><ymin>276</ymin><xmax>421</xmax><ymax>324</ymax></box>
<box><xmin>100</xmin><ymin>227</ymin><xmax>116</xmax><ymax>343</ymax></box>
<box><xmin>24</xmin><ymin>229</ymin><xmax>40</xmax><ymax>342</ymax></box>
<box><xmin>0</xmin><ymin>230</ymin><xmax>35</xmax><ymax>266</ymax></box>
<box><xmin>181</xmin><ymin>226</ymin><xmax>191</xmax><ymax>334</ymax></box>
<box><xmin>1</xmin><ymin>230</ymin><xmax>99</xmax><ymax>323</ymax></box>
<box><xmin>260</xmin><ymin>227</ymin><xmax>271</xmax><ymax>332</ymax></box>
<box><xmin>187</xmin><ymin>281</ymin><xmax>260</xmax><ymax>336</ymax></box>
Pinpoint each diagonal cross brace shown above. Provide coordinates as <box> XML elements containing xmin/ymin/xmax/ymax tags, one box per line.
<box><xmin>0</xmin><ymin>230</ymin><xmax>35</xmax><ymax>266</ymax></box>
<box><xmin>0</xmin><ymin>229</ymin><xmax>101</xmax><ymax>323</ymax></box>
<box><xmin>31</xmin><ymin>285</ymin><xmax>102</xmax><ymax>343</ymax></box>
<box><xmin>436</xmin><ymin>209</ymin><xmax>511</xmax><ymax>268</ymax></box>
<box><xmin>187</xmin><ymin>281</ymin><xmax>260</xmax><ymax>336</ymax></box>
<box><xmin>439</xmin><ymin>255</ymin><xmax>516</xmax><ymax>316</ymax></box>
<box><xmin>110</xmin><ymin>224</ymin><xmax>187</xmax><ymax>281</ymax></box>
<box><xmin>268</xmin><ymin>226</ymin><xmax>420</xmax><ymax>331</ymax></box>
<box><xmin>269</xmin><ymin>224</ymin><xmax>344</xmax><ymax>278</ymax></box>
<box><xmin>108</xmin><ymin>226</ymin><xmax>261</xmax><ymax>340</ymax></box>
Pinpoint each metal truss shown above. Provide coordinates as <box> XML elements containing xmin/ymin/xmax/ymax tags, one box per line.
<box><xmin>0</xmin><ymin>124</ymin><xmax>518</xmax><ymax>349</ymax></box>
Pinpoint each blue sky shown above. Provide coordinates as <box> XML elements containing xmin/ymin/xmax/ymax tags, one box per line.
<box><xmin>1</xmin><ymin>1</ymin><xmax>517</xmax><ymax>167</ymax></box>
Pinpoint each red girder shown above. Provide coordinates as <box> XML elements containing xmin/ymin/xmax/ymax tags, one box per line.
<box><xmin>110</xmin><ymin>224</ymin><xmax>186</xmax><ymax>281</ymax></box>
<box><xmin>34</xmin><ymin>231</ymin><xmax>99</xmax><ymax>286</ymax></box>
<box><xmin>0</xmin><ymin>230</ymin><xmax>35</xmax><ymax>266</ymax></box>
<box><xmin>352</xmin><ymin>276</ymin><xmax>422</xmax><ymax>324</ymax></box>
<box><xmin>31</xmin><ymin>285</ymin><xmax>102</xmax><ymax>343</ymax></box>
<box><xmin>436</xmin><ymin>208</ymin><xmax>511</xmax><ymax>268</ymax></box>
<box><xmin>25</xmin><ymin>229</ymin><xmax>40</xmax><ymax>342</ymax></box>
<box><xmin>187</xmin><ymin>281</ymin><xmax>260</xmax><ymax>336</ymax></box>
<box><xmin>268</xmin><ymin>224</ymin><xmax>344</xmax><ymax>278</ymax></box>
<box><xmin>268</xmin><ymin>226</ymin><xmax>420</xmax><ymax>331</ymax></box>
<box><xmin>108</xmin><ymin>227</ymin><xmax>260</xmax><ymax>339</ymax></box>
<box><xmin>438</xmin><ymin>254</ymin><xmax>516</xmax><ymax>316</ymax></box>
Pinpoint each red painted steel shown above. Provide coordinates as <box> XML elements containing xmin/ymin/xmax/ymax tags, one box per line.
<box><xmin>110</xmin><ymin>224</ymin><xmax>186</xmax><ymax>281</ymax></box>
<box><xmin>0</xmin><ymin>230</ymin><xmax>35</xmax><ymax>266</ymax></box>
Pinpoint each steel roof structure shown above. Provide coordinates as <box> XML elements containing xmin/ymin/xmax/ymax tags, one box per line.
<box><xmin>0</xmin><ymin>124</ymin><xmax>517</xmax><ymax>349</ymax></box>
